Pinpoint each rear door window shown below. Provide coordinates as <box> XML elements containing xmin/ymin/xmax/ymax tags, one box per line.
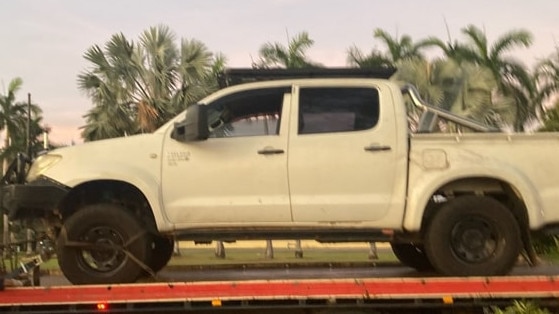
<box><xmin>298</xmin><ymin>87</ymin><xmax>380</xmax><ymax>134</ymax></box>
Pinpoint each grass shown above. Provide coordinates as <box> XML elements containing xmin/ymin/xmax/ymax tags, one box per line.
<box><xmin>3</xmin><ymin>245</ymin><xmax>397</xmax><ymax>272</ymax></box>
<box><xmin>168</xmin><ymin>246</ymin><xmax>398</xmax><ymax>266</ymax></box>
<box><xmin>545</xmin><ymin>251</ymin><xmax>559</xmax><ymax>262</ymax></box>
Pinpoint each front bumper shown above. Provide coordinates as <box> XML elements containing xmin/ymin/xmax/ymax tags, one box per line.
<box><xmin>1</xmin><ymin>178</ymin><xmax>69</xmax><ymax>220</ymax></box>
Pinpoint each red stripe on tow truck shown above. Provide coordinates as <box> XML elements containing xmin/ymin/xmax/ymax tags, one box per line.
<box><xmin>1</xmin><ymin>276</ymin><xmax>558</xmax><ymax>306</ymax></box>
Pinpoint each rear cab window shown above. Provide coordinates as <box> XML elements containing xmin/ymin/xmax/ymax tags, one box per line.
<box><xmin>298</xmin><ymin>87</ymin><xmax>380</xmax><ymax>134</ymax></box>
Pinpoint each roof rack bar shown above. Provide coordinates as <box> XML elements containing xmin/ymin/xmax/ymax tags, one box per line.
<box><xmin>218</xmin><ymin>67</ymin><xmax>397</xmax><ymax>88</ymax></box>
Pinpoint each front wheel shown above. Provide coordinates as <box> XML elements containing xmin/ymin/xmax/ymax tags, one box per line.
<box><xmin>424</xmin><ymin>196</ymin><xmax>521</xmax><ymax>276</ymax></box>
<box><xmin>57</xmin><ymin>204</ymin><xmax>152</xmax><ymax>285</ymax></box>
<box><xmin>149</xmin><ymin>236</ymin><xmax>174</xmax><ymax>273</ymax></box>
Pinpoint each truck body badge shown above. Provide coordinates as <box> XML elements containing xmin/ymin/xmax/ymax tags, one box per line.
<box><xmin>167</xmin><ymin>151</ymin><xmax>191</xmax><ymax>166</ymax></box>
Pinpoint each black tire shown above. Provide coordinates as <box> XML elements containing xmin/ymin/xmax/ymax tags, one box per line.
<box><xmin>424</xmin><ymin>196</ymin><xmax>521</xmax><ymax>276</ymax></box>
<box><xmin>57</xmin><ymin>204</ymin><xmax>152</xmax><ymax>285</ymax></box>
<box><xmin>390</xmin><ymin>242</ymin><xmax>433</xmax><ymax>272</ymax></box>
<box><xmin>149</xmin><ymin>236</ymin><xmax>174</xmax><ymax>273</ymax></box>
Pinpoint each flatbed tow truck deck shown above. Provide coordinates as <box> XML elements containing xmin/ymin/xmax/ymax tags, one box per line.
<box><xmin>2</xmin><ymin>276</ymin><xmax>559</xmax><ymax>313</ymax></box>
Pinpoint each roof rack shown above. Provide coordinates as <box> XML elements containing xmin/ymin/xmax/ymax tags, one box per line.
<box><xmin>217</xmin><ymin>67</ymin><xmax>397</xmax><ymax>88</ymax></box>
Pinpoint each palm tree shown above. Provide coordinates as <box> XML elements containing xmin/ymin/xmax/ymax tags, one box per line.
<box><xmin>346</xmin><ymin>46</ymin><xmax>392</xmax><ymax>68</ymax></box>
<box><xmin>0</xmin><ymin>78</ymin><xmax>43</xmax><ymax>251</ymax></box>
<box><xmin>535</xmin><ymin>48</ymin><xmax>559</xmax><ymax>108</ymax></box>
<box><xmin>540</xmin><ymin>100</ymin><xmax>559</xmax><ymax>131</ymax></box>
<box><xmin>80</xmin><ymin>101</ymin><xmax>135</xmax><ymax>140</ymax></box>
<box><xmin>452</xmin><ymin>25</ymin><xmax>535</xmax><ymax>130</ymax></box>
<box><xmin>394</xmin><ymin>58</ymin><xmax>448</xmax><ymax>106</ymax></box>
<box><xmin>498</xmin><ymin>63</ymin><xmax>539</xmax><ymax>130</ymax></box>
<box><xmin>3</xmin><ymin>115</ymin><xmax>46</xmax><ymax>160</ymax></box>
<box><xmin>257</xmin><ymin>31</ymin><xmax>319</xmax><ymax>68</ymax></box>
<box><xmin>171</xmin><ymin>41</ymin><xmax>224</xmax><ymax>111</ymax></box>
<box><xmin>420</xmin><ymin>20</ymin><xmax>475</xmax><ymax>64</ymax></box>
<box><xmin>420</xmin><ymin>36</ymin><xmax>470</xmax><ymax>64</ymax></box>
<box><xmin>79</xmin><ymin>25</ymin><xmax>218</xmax><ymax>141</ymax></box>
<box><xmin>456</xmin><ymin>25</ymin><xmax>532</xmax><ymax>81</ymax></box>
<box><xmin>78</xmin><ymin>33</ymin><xmax>137</xmax><ymax>140</ymax></box>
<box><xmin>1</xmin><ymin>78</ymin><xmax>27</xmax><ymax>170</ymax></box>
<box><xmin>348</xmin><ymin>28</ymin><xmax>432</xmax><ymax>69</ymax></box>
<box><xmin>537</xmin><ymin>50</ymin><xmax>559</xmax><ymax>131</ymax></box>
<box><xmin>0</xmin><ymin>78</ymin><xmax>25</xmax><ymax>252</ymax></box>
<box><xmin>394</xmin><ymin>58</ymin><xmax>503</xmax><ymax>128</ymax></box>
<box><xmin>372</xmin><ymin>29</ymin><xmax>428</xmax><ymax>64</ymax></box>
<box><xmin>0</xmin><ymin>79</ymin><xmax>44</xmax><ymax>169</ymax></box>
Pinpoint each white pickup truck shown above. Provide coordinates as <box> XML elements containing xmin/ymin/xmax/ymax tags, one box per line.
<box><xmin>2</xmin><ymin>68</ymin><xmax>558</xmax><ymax>285</ymax></box>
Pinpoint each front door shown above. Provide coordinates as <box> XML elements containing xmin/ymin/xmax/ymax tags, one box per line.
<box><xmin>162</xmin><ymin>87</ymin><xmax>292</xmax><ymax>226</ymax></box>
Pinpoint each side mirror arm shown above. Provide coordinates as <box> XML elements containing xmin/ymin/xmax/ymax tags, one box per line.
<box><xmin>171</xmin><ymin>104</ymin><xmax>209</xmax><ymax>142</ymax></box>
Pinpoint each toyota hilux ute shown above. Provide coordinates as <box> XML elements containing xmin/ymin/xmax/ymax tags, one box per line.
<box><xmin>2</xmin><ymin>68</ymin><xmax>559</xmax><ymax>285</ymax></box>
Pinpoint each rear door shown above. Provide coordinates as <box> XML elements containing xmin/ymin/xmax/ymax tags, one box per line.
<box><xmin>288</xmin><ymin>83</ymin><xmax>400</xmax><ymax>223</ymax></box>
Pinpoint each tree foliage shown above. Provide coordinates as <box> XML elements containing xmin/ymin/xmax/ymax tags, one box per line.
<box><xmin>350</xmin><ymin>24</ymin><xmax>547</xmax><ymax>131</ymax></box>
<box><xmin>348</xmin><ymin>28</ymin><xmax>432</xmax><ymax>69</ymax></box>
<box><xmin>536</xmin><ymin>51</ymin><xmax>559</xmax><ymax>103</ymax></box>
<box><xmin>77</xmin><ymin>24</ymin><xmax>559</xmax><ymax>138</ymax></box>
<box><xmin>257</xmin><ymin>31</ymin><xmax>319</xmax><ymax>68</ymax></box>
<box><xmin>539</xmin><ymin>99</ymin><xmax>559</xmax><ymax>131</ymax></box>
<box><xmin>78</xmin><ymin>25</ymin><xmax>220</xmax><ymax>141</ymax></box>
<box><xmin>536</xmin><ymin>47</ymin><xmax>559</xmax><ymax>131</ymax></box>
<box><xmin>0</xmin><ymin>78</ymin><xmax>44</xmax><ymax>164</ymax></box>
<box><xmin>469</xmin><ymin>27</ymin><xmax>534</xmax><ymax>128</ymax></box>
<box><xmin>489</xmin><ymin>300</ymin><xmax>551</xmax><ymax>314</ymax></box>
<box><xmin>0</xmin><ymin>78</ymin><xmax>45</xmax><ymax>249</ymax></box>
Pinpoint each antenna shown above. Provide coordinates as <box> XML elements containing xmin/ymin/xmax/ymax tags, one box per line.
<box><xmin>26</xmin><ymin>93</ymin><xmax>31</xmax><ymax>157</ymax></box>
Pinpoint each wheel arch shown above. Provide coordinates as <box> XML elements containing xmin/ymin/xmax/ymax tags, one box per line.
<box><xmin>59</xmin><ymin>179</ymin><xmax>161</xmax><ymax>234</ymax></box>
<box><xmin>404</xmin><ymin>172</ymin><xmax>543</xmax><ymax>233</ymax></box>
<box><xmin>405</xmin><ymin>173</ymin><xmax>542</xmax><ymax>267</ymax></box>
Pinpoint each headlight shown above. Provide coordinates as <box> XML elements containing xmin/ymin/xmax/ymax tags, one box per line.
<box><xmin>26</xmin><ymin>154</ymin><xmax>62</xmax><ymax>182</ymax></box>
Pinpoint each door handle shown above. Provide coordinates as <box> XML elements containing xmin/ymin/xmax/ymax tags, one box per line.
<box><xmin>364</xmin><ymin>145</ymin><xmax>391</xmax><ymax>152</ymax></box>
<box><xmin>257</xmin><ymin>147</ymin><xmax>285</xmax><ymax>155</ymax></box>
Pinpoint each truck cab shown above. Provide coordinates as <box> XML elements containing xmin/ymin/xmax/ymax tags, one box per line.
<box><xmin>163</xmin><ymin>78</ymin><xmax>408</xmax><ymax>230</ymax></box>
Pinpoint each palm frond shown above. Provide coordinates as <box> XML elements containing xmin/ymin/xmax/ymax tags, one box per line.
<box><xmin>257</xmin><ymin>31</ymin><xmax>317</xmax><ymax>69</ymax></box>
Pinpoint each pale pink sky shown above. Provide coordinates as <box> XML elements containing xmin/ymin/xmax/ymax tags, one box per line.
<box><xmin>1</xmin><ymin>0</ymin><xmax>558</xmax><ymax>144</ymax></box>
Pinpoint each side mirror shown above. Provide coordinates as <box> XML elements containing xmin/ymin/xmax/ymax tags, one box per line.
<box><xmin>171</xmin><ymin>104</ymin><xmax>209</xmax><ymax>142</ymax></box>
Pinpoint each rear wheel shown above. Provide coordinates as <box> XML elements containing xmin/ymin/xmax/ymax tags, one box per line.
<box><xmin>390</xmin><ymin>242</ymin><xmax>433</xmax><ymax>272</ymax></box>
<box><xmin>424</xmin><ymin>196</ymin><xmax>521</xmax><ymax>276</ymax></box>
<box><xmin>57</xmin><ymin>204</ymin><xmax>152</xmax><ymax>285</ymax></box>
